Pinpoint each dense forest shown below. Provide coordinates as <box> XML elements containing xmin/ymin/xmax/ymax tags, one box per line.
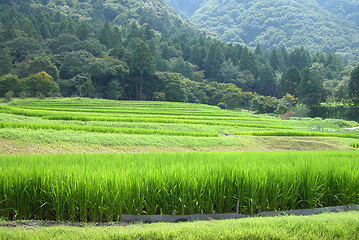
<box><xmin>167</xmin><ymin>0</ymin><xmax>359</xmax><ymax>61</ymax></box>
<box><xmin>0</xmin><ymin>0</ymin><xmax>358</xmax><ymax>120</ymax></box>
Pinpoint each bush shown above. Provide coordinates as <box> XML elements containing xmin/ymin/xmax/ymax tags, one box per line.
<box><xmin>217</xmin><ymin>102</ymin><xmax>227</xmax><ymax>109</ymax></box>
<box><xmin>313</xmin><ymin>117</ymin><xmax>323</xmax><ymax>121</ymax></box>
<box><xmin>281</xmin><ymin>110</ymin><xmax>295</xmax><ymax>120</ymax></box>
<box><xmin>294</xmin><ymin>104</ymin><xmax>310</xmax><ymax>117</ymax></box>
<box><xmin>4</xmin><ymin>91</ymin><xmax>14</xmax><ymax>102</ymax></box>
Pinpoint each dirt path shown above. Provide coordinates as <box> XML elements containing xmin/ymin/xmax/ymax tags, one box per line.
<box><xmin>345</xmin><ymin>126</ymin><xmax>359</xmax><ymax>130</ymax></box>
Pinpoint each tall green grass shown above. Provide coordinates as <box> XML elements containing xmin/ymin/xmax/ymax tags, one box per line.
<box><xmin>0</xmin><ymin>106</ymin><xmax>288</xmax><ymax>129</ymax></box>
<box><xmin>0</xmin><ymin>151</ymin><xmax>358</xmax><ymax>222</ymax></box>
<box><xmin>0</xmin><ymin>121</ymin><xmax>218</xmax><ymax>137</ymax></box>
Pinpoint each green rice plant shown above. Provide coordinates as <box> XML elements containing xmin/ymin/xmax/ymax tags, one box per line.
<box><xmin>353</xmin><ymin>142</ymin><xmax>359</xmax><ymax>148</ymax></box>
<box><xmin>0</xmin><ymin>106</ymin><xmax>291</xmax><ymax>130</ymax></box>
<box><xmin>0</xmin><ymin>151</ymin><xmax>358</xmax><ymax>222</ymax></box>
<box><xmin>0</xmin><ymin>121</ymin><xmax>218</xmax><ymax>137</ymax></box>
<box><xmin>0</xmin><ymin>128</ymin><xmax>244</xmax><ymax>147</ymax></box>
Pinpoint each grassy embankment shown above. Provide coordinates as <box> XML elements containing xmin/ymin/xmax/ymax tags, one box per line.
<box><xmin>0</xmin><ymin>212</ymin><xmax>358</xmax><ymax>240</ymax></box>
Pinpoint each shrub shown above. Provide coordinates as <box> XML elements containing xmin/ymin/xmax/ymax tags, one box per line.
<box><xmin>294</xmin><ymin>104</ymin><xmax>310</xmax><ymax>117</ymax></box>
<box><xmin>281</xmin><ymin>110</ymin><xmax>295</xmax><ymax>120</ymax></box>
<box><xmin>4</xmin><ymin>91</ymin><xmax>14</xmax><ymax>102</ymax></box>
<box><xmin>217</xmin><ymin>102</ymin><xmax>227</xmax><ymax>109</ymax></box>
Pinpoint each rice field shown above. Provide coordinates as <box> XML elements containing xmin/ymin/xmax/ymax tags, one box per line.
<box><xmin>1</xmin><ymin>98</ymin><xmax>358</xmax><ymax>147</ymax></box>
<box><xmin>0</xmin><ymin>98</ymin><xmax>358</xmax><ymax>226</ymax></box>
<box><xmin>0</xmin><ymin>151</ymin><xmax>358</xmax><ymax>222</ymax></box>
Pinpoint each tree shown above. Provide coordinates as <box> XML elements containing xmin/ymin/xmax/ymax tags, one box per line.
<box><xmin>111</xmin><ymin>26</ymin><xmax>122</xmax><ymax>47</ymax></box>
<box><xmin>39</xmin><ymin>22</ymin><xmax>51</xmax><ymax>39</ymax></box>
<box><xmin>170</xmin><ymin>58</ymin><xmax>193</xmax><ymax>80</ymax></box>
<box><xmin>189</xmin><ymin>44</ymin><xmax>204</xmax><ymax>68</ymax></box>
<box><xmin>76</xmin><ymin>22</ymin><xmax>91</xmax><ymax>41</ymax></box>
<box><xmin>1</xmin><ymin>22</ymin><xmax>16</xmax><ymax>42</ymax></box>
<box><xmin>278</xmin><ymin>66</ymin><xmax>301</xmax><ymax>97</ymax></box>
<box><xmin>0</xmin><ymin>49</ymin><xmax>13</xmax><ymax>76</ymax></box>
<box><xmin>250</xmin><ymin>95</ymin><xmax>279</xmax><ymax>114</ymax></box>
<box><xmin>254</xmin><ymin>43</ymin><xmax>262</xmax><ymax>56</ymax></box>
<box><xmin>129</xmin><ymin>41</ymin><xmax>155</xmax><ymax>100</ymax></box>
<box><xmin>269</xmin><ymin>49</ymin><xmax>280</xmax><ymax>71</ymax></box>
<box><xmin>204</xmin><ymin>43</ymin><xmax>225</xmax><ymax>80</ymax></box>
<box><xmin>159</xmin><ymin>72</ymin><xmax>188</xmax><ymax>102</ymax></box>
<box><xmin>239</xmin><ymin>46</ymin><xmax>258</xmax><ymax>76</ymax></box>
<box><xmin>59</xmin><ymin>50</ymin><xmax>94</xmax><ymax>79</ymax></box>
<box><xmin>325</xmin><ymin>53</ymin><xmax>343</xmax><ymax>79</ymax></box>
<box><xmin>218</xmin><ymin>60</ymin><xmax>243</xmax><ymax>87</ymax></box>
<box><xmin>0</xmin><ymin>74</ymin><xmax>21</xmax><ymax>97</ymax></box>
<box><xmin>98</xmin><ymin>22</ymin><xmax>112</xmax><ymax>49</ymax></box>
<box><xmin>27</xmin><ymin>54</ymin><xmax>59</xmax><ymax>81</ymax></box>
<box><xmin>7</xmin><ymin>37</ymin><xmax>42</xmax><ymax>62</ymax></box>
<box><xmin>289</xmin><ymin>47</ymin><xmax>311</xmax><ymax>70</ymax></box>
<box><xmin>70</xmin><ymin>72</ymin><xmax>95</xmax><ymax>98</ymax></box>
<box><xmin>106</xmin><ymin>79</ymin><xmax>124</xmax><ymax>100</ymax></box>
<box><xmin>126</xmin><ymin>22</ymin><xmax>143</xmax><ymax>43</ymax></box>
<box><xmin>297</xmin><ymin>68</ymin><xmax>326</xmax><ymax>108</ymax></box>
<box><xmin>48</xmin><ymin>34</ymin><xmax>81</xmax><ymax>54</ymax></box>
<box><xmin>348</xmin><ymin>65</ymin><xmax>359</xmax><ymax>103</ymax></box>
<box><xmin>257</xmin><ymin>64</ymin><xmax>276</xmax><ymax>96</ymax></box>
<box><xmin>25</xmin><ymin>71</ymin><xmax>59</xmax><ymax>97</ymax></box>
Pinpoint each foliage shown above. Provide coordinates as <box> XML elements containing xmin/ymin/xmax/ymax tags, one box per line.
<box><xmin>294</xmin><ymin>104</ymin><xmax>310</xmax><ymax>118</ymax></box>
<box><xmin>0</xmin><ymin>74</ymin><xmax>21</xmax><ymax>96</ymax></box>
<box><xmin>25</xmin><ymin>71</ymin><xmax>59</xmax><ymax>97</ymax></box>
<box><xmin>4</xmin><ymin>91</ymin><xmax>13</xmax><ymax>102</ymax></box>
<box><xmin>348</xmin><ymin>64</ymin><xmax>359</xmax><ymax>103</ymax></box>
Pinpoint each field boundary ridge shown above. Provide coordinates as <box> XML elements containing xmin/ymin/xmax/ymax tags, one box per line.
<box><xmin>121</xmin><ymin>204</ymin><xmax>359</xmax><ymax>223</ymax></box>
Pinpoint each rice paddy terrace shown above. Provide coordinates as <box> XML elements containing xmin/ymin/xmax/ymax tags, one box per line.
<box><xmin>0</xmin><ymin>98</ymin><xmax>358</xmax><ymax>226</ymax></box>
<box><xmin>0</xmin><ymin>98</ymin><xmax>358</xmax><ymax>154</ymax></box>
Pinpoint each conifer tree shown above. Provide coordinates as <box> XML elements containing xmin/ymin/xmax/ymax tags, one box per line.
<box><xmin>98</xmin><ymin>22</ymin><xmax>112</xmax><ymax>49</ymax></box>
<box><xmin>239</xmin><ymin>46</ymin><xmax>258</xmax><ymax>76</ymax></box>
<box><xmin>269</xmin><ymin>49</ymin><xmax>280</xmax><ymax>71</ymax></box>
<box><xmin>278</xmin><ymin>66</ymin><xmax>301</xmax><ymax>97</ymax></box>
<box><xmin>204</xmin><ymin>43</ymin><xmax>225</xmax><ymax>80</ymax></box>
<box><xmin>111</xmin><ymin>26</ymin><xmax>122</xmax><ymax>47</ymax></box>
<box><xmin>297</xmin><ymin>67</ymin><xmax>326</xmax><ymax>107</ymax></box>
<box><xmin>76</xmin><ymin>22</ymin><xmax>90</xmax><ymax>41</ymax></box>
<box><xmin>129</xmin><ymin>41</ymin><xmax>155</xmax><ymax>100</ymax></box>
<box><xmin>0</xmin><ymin>49</ymin><xmax>13</xmax><ymax>76</ymax></box>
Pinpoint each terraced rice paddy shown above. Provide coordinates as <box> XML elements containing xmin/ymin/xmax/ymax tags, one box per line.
<box><xmin>0</xmin><ymin>98</ymin><xmax>358</xmax><ymax>150</ymax></box>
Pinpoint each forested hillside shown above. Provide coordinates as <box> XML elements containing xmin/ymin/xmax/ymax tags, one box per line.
<box><xmin>0</xmin><ymin>0</ymin><xmax>358</xmax><ymax>120</ymax></box>
<box><xmin>317</xmin><ymin>0</ymin><xmax>359</xmax><ymax>26</ymax></box>
<box><xmin>166</xmin><ymin>0</ymin><xmax>359</xmax><ymax>60</ymax></box>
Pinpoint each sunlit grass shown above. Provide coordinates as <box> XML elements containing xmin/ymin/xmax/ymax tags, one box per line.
<box><xmin>1</xmin><ymin>151</ymin><xmax>358</xmax><ymax>222</ymax></box>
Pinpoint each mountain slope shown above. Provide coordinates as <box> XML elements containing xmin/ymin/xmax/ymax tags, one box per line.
<box><xmin>316</xmin><ymin>0</ymin><xmax>359</xmax><ymax>26</ymax></box>
<box><xmin>2</xmin><ymin>0</ymin><xmax>186</xmax><ymax>35</ymax></box>
<box><xmin>166</xmin><ymin>0</ymin><xmax>359</xmax><ymax>59</ymax></box>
